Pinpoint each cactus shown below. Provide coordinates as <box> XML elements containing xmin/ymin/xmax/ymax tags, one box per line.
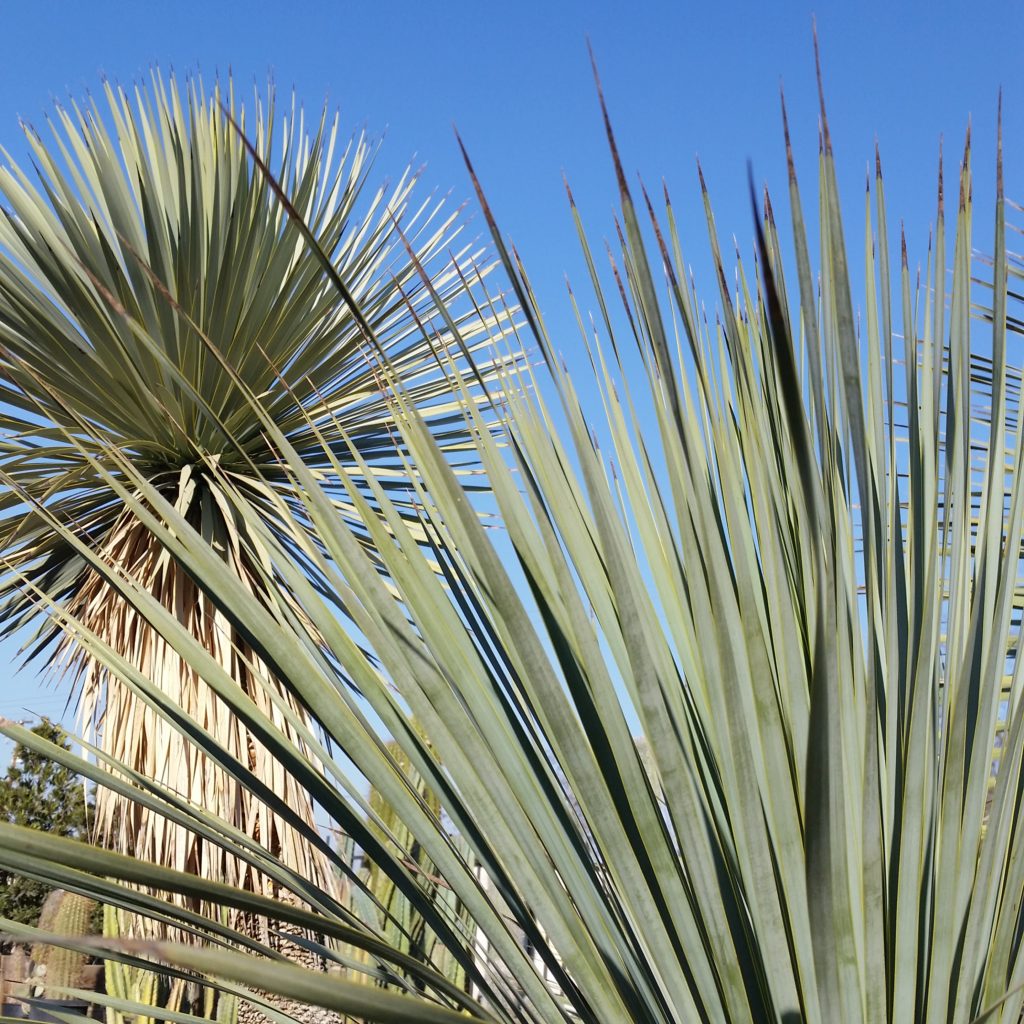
<box><xmin>355</xmin><ymin>740</ymin><xmax>473</xmax><ymax>990</ymax></box>
<box><xmin>30</xmin><ymin>889</ymin><xmax>97</xmax><ymax>995</ymax></box>
<box><xmin>103</xmin><ymin>904</ymin><xmax>161</xmax><ymax>1024</ymax></box>
<box><xmin>103</xmin><ymin>904</ymin><xmax>237</xmax><ymax>1024</ymax></box>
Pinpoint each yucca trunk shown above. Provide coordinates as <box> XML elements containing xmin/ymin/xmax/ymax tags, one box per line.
<box><xmin>62</xmin><ymin>467</ymin><xmax>339</xmax><ymax>936</ymax></box>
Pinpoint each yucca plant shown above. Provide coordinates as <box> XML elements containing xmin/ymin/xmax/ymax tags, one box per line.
<box><xmin>0</xmin><ymin>73</ymin><xmax>509</xmax><ymax>937</ymax></box>
<box><xmin>2</xmin><ymin>48</ymin><xmax>1024</xmax><ymax>1024</ymax></box>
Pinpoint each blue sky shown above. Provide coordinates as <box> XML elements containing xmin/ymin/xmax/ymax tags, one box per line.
<box><xmin>0</xmin><ymin>0</ymin><xmax>1022</xmax><ymax>732</ymax></box>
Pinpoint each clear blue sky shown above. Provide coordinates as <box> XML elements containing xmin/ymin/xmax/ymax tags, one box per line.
<box><xmin>0</xmin><ymin>0</ymin><xmax>1021</xmax><ymax>732</ymax></box>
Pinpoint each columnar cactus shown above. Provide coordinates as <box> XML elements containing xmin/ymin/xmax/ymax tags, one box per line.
<box><xmin>31</xmin><ymin>890</ymin><xmax>97</xmax><ymax>995</ymax></box>
<box><xmin>358</xmin><ymin>741</ymin><xmax>472</xmax><ymax>990</ymax></box>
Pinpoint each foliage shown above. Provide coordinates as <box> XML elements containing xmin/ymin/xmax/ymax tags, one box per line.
<box><xmin>0</xmin><ymin>719</ymin><xmax>92</xmax><ymax>927</ymax></box>
<box><xmin>1</xmin><ymin>55</ymin><xmax>1024</xmax><ymax>1024</ymax></box>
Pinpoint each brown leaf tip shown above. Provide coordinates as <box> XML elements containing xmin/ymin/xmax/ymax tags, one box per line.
<box><xmin>780</xmin><ymin>87</ymin><xmax>796</xmax><ymax>179</ymax></box>
<box><xmin>639</xmin><ymin>174</ymin><xmax>656</xmax><ymax>218</ymax></box>
<box><xmin>588</xmin><ymin>40</ymin><xmax>629</xmax><ymax>197</ymax></box>
<box><xmin>696</xmin><ymin>157</ymin><xmax>708</xmax><ymax>195</ymax></box>
<box><xmin>562</xmin><ymin>172</ymin><xmax>576</xmax><ymax>209</ymax></box>
<box><xmin>813</xmin><ymin>19</ymin><xmax>832</xmax><ymax>155</ymax></box>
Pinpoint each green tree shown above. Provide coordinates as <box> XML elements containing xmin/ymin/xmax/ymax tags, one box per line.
<box><xmin>0</xmin><ymin>719</ymin><xmax>92</xmax><ymax>926</ymax></box>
